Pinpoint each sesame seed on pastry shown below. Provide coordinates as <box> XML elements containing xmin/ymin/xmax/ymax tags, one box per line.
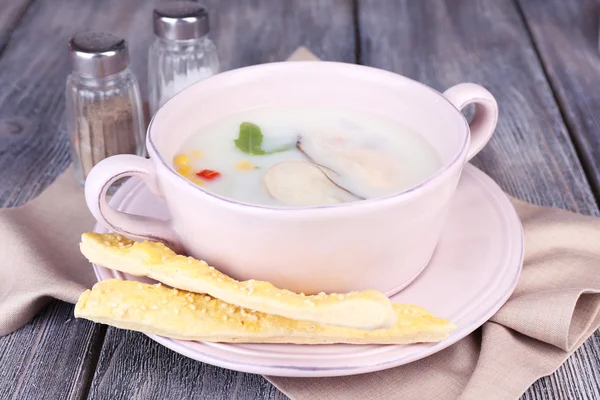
<box><xmin>80</xmin><ymin>232</ymin><xmax>396</xmax><ymax>330</ymax></box>
<box><xmin>75</xmin><ymin>279</ymin><xmax>456</xmax><ymax>344</ymax></box>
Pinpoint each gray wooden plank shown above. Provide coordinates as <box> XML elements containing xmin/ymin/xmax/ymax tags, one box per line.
<box><xmin>0</xmin><ymin>0</ymin><xmax>33</xmax><ymax>53</ymax></box>
<box><xmin>357</xmin><ymin>0</ymin><xmax>600</xmax><ymax>399</ymax></box>
<box><xmin>88</xmin><ymin>329</ymin><xmax>286</xmax><ymax>400</ymax></box>
<box><xmin>209</xmin><ymin>0</ymin><xmax>355</xmax><ymax>69</ymax></box>
<box><xmin>517</xmin><ymin>0</ymin><xmax>600</xmax><ymax>201</ymax></box>
<box><xmin>0</xmin><ymin>302</ymin><xmax>104</xmax><ymax>400</ymax></box>
<box><xmin>358</xmin><ymin>0</ymin><xmax>597</xmax><ymax>215</ymax></box>
<box><xmin>85</xmin><ymin>1</ymin><xmax>353</xmax><ymax>399</ymax></box>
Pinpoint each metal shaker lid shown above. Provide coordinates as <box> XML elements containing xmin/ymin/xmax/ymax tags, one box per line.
<box><xmin>153</xmin><ymin>2</ymin><xmax>209</xmax><ymax>40</ymax></box>
<box><xmin>68</xmin><ymin>32</ymin><xmax>129</xmax><ymax>78</ymax></box>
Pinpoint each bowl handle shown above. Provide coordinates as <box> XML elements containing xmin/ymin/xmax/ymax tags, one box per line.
<box><xmin>84</xmin><ymin>154</ymin><xmax>180</xmax><ymax>249</ymax></box>
<box><xmin>443</xmin><ymin>83</ymin><xmax>498</xmax><ymax>161</ymax></box>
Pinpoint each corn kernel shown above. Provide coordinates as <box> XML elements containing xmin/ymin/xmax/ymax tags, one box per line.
<box><xmin>177</xmin><ymin>165</ymin><xmax>193</xmax><ymax>176</ymax></box>
<box><xmin>189</xmin><ymin>150</ymin><xmax>203</xmax><ymax>159</ymax></box>
<box><xmin>236</xmin><ymin>160</ymin><xmax>255</xmax><ymax>171</ymax></box>
<box><xmin>174</xmin><ymin>154</ymin><xmax>189</xmax><ymax>166</ymax></box>
<box><xmin>188</xmin><ymin>176</ymin><xmax>205</xmax><ymax>186</ymax></box>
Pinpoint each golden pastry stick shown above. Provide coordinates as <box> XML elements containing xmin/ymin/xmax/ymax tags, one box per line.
<box><xmin>75</xmin><ymin>279</ymin><xmax>456</xmax><ymax>344</ymax></box>
<box><xmin>80</xmin><ymin>233</ymin><xmax>397</xmax><ymax>330</ymax></box>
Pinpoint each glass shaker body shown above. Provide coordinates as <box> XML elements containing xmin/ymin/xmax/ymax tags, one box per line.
<box><xmin>66</xmin><ymin>68</ymin><xmax>146</xmax><ymax>185</ymax></box>
<box><xmin>148</xmin><ymin>36</ymin><xmax>219</xmax><ymax>115</ymax></box>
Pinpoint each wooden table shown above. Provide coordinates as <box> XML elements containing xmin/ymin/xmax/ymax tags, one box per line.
<box><xmin>1</xmin><ymin>0</ymin><xmax>600</xmax><ymax>398</ymax></box>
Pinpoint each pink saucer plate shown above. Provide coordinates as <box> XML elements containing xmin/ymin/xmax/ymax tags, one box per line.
<box><xmin>92</xmin><ymin>163</ymin><xmax>523</xmax><ymax>377</ymax></box>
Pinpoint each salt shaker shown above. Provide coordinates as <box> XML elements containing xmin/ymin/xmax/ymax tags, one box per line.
<box><xmin>148</xmin><ymin>2</ymin><xmax>219</xmax><ymax>115</ymax></box>
<box><xmin>66</xmin><ymin>32</ymin><xmax>146</xmax><ymax>185</ymax></box>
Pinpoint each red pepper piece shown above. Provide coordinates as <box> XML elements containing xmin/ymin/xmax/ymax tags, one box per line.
<box><xmin>196</xmin><ymin>169</ymin><xmax>221</xmax><ymax>180</ymax></box>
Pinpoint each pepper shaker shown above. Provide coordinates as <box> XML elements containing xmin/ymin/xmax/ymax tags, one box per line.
<box><xmin>66</xmin><ymin>32</ymin><xmax>146</xmax><ymax>185</ymax></box>
<box><xmin>148</xmin><ymin>2</ymin><xmax>220</xmax><ymax>115</ymax></box>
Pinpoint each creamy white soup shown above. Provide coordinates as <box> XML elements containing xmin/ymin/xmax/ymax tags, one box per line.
<box><xmin>173</xmin><ymin>107</ymin><xmax>442</xmax><ymax>207</ymax></box>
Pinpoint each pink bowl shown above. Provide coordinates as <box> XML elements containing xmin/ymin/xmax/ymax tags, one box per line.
<box><xmin>84</xmin><ymin>61</ymin><xmax>498</xmax><ymax>295</ymax></box>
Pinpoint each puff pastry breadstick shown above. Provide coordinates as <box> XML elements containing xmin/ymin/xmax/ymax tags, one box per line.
<box><xmin>75</xmin><ymin>279</ymin><xmax>456</xmax><ymax>344</ymax></box>
<box><xmin>80</xmin><ymin>233</ymin><xmax>396</xmax><ymax>330</ymax></box>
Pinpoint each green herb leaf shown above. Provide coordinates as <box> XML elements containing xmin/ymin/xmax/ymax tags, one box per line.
<box><xmin>234</xmin><ymin>122</ymin><xmax>266</xmax><ymax>155</ymax></box>
<box><xmin>234</xmin><ymin>122</ymin><xmax>292</xmax><ymax>156</ymax></box>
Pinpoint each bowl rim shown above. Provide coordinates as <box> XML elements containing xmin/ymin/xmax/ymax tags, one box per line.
<box><xmin>147</xmin><ymin>61</ymin><xmax>470</xmax><ymax>212</ymax></box>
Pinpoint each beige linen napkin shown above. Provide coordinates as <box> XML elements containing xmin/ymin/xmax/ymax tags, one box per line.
<box><xmin>0</xmin><ymin>167</ymin><xmax>96</xmax><ymax>335</ymax></box>
<box><xmin>1</xmin><ymin>47</ymin><xmax>600</xmax><ymax>400</ymax></box>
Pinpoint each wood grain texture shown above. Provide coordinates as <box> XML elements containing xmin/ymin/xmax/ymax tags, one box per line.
<box><xmin>357</xmin><ymin>0</ymin><xmax>600</xmax><ymax>399</ymax></box>
<box><xmin>208</xmin><ymin>0</ymin><xmax>355</xmax><ymax>69</ymax></box>
<box><xmin>88</xmin><ymin>329</ymin><xmax>287</xmax><ymax>400</ymax></box>
<box><xmin>516</xmin><ymin>0</ymin><xmax>600</xmax><ymax>199</ymax></box>
<box><xmin>0</xmin><ymin>301</ymin><xmax>104</xmax><ymax>400</ymax></box>
<box><xmin>0</xmin><ymin>0</ymin><xmax>33</xmax><ymax>53</ymax></box>
<box><xmin>358</xmin><ymin>0</ymin><xmax>598</xmax><ymax>215</ymax></box>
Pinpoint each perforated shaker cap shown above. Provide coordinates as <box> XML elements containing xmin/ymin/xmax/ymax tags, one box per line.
<box><xmin>153</xmin><ymin>2</ymin><xmax>209</xmax><ymax>40</ymax></box>
<box><xmin>68</xmin><ymin>32</ymin><xmax>129</xmax><ymax>78</ymax></box>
